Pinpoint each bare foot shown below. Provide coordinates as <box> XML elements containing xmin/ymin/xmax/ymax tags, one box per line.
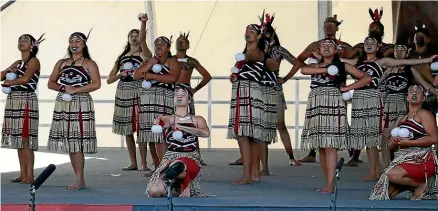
<box><xmin>259</xmin><ymin>170</ymin><xmax>270</xmax><ymax>176</ymax></box>
<box><xmin>11</xmin><ymin>176</ymin><xmax>24</xmax><ymax>183</ymax></box>
<box><xmin>317</xmin><ymin>186</ymin><xmax>327</xmax><ymax>192</ymax></box>
<box><xmin>144</xmin><ymin>169</ymin><xmax>155</xmax><ymax>177</ymax></box>
<box><xmin>321</xmin><ymin>186</ymin><xmax>334</xmax><ymax>193</ymax></box>
<box><xmin>361</xmin><ymin>175</ymin><xmax>379</xmax><ymax>182</ymax></box>
<box><xmin>412</xmin><ymin>182</ymin><xmax>427</xmax><ymax>200</ymax></box>
<box><xmin>299</xmin><ymin>155</ymin><xmax>316</xmax><ymax>163</ymax></box>
<box><xmin>20</xmin><ymin>177</ymin><xmax>34</xmax><ymax>184</ymax></box>
<box><xmin>289</xmin><ymin>159</ymin><xmax>302</xmax><ymax>166</ymax></box>
<box><xmin>233</xmin><ymin>177</ymin><xmax>252</xmax><ymax>185</ymax></box>
<box><xmin>122</xmin><ymin>164</ymin><xmax>138</xmax><ymax>171</ymax></box>
<box><xmin>65</xmin><ymin>181</ymin><xmax>86</xmax><ymax>191</ymax></box>
<box><xmin>229</xmin><ymin>158</ymin><xmax>243</xmax><ymax>165</ymax></box>
<box><xmin>141</xmin><ymin>166</ymin><xmax>152</xmax><ymax>172</ymax></box>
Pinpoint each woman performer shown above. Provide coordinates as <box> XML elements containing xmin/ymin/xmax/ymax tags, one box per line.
<box><xmin>369</xmin><ymin>85</ymin><xmax>438</xmax><ymax>200</ymax></box>
<box><xmin>107</xmin><ymin>14</ymin><xmax>153</xmax><ymax>172</ymax></box>
<box><xmin>133</xmin><ymin>35</ymin><xmax>181</xmax><ymax>175</ymax></box>
<box><xmin>227</xmin><ymin>23</ymin><xmax>277</xmax><ymax>184</ymax></box>
<box><xmin>47</xmin><ymin>31</ymin><xmax>101</xmax><ymax>190</ymax></box>
<box><xmin>1</xmin><ymin>34</ymin><xmax>44</xmax><ymax>184</ymax></box>
<box><xmin>146</xmin><ymin>85</ymin><xmax>208</xmax><ymax>197</ymax></box>
<box><xmin>340</xmin><ymin>37</ymin><xmax>437</xmax><ymax>178</ymax></box>
<box><xmin>301</xmin><ymin>38</ymin><xmax>371</xmax><ymax>193</ymax></box>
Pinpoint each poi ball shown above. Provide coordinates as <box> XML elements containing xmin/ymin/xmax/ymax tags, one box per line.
<box><xmin>430</xmin><ymin>62</ymin><xmax>438</xmax><ymax>71</ymax></box>
<box><xmin>62</xmin><ymin>93</ymin><xmax>72</xmax><ymax>102</ymax></box>
<box><xmin>327</xmin><ymin>65</ymin><xmax>338</xmax><ymax>76</ymax></box>
<box><xmin>142</xmin><ymin>80</ymin><xmax>152</xmax><ymax>89</ymax></box>
<box><xmin>231</xmin><ymin>66</ymin><xmax>240</xmax><ymax>74</ymax></box>
<box><xmin>122</xmin><ymin>62</ymin><xmax>134</xmax><ymax>70</ymax></box>
<box><xmin>2</xmin><ymin>86</ymin><xmax>11</xmax><ymax>94</ymax></box>
<box><xmin>391</xmin><ymin>127</ymin><xmax>400</xmax><ymax>137</ymax></box>
<box><xmin>398</xmin><ymin>128</ymin><xmax>410</xmax><ymax>138</ymax></box>
<box><xmin>152</xmin><ymin>64</ymin><xmax>162</xmax><ymax>73</ymax></box>
<box><xmin>6</xmin><ymin>72</ymin><xmax>17</xmax><ymax>81</ymax></box>
<box><xmin>151</xmin><ymin>125</ymin><xmax>163</xmax><ymax>134</ymax></box>
<box><xmin>172</xmin><ymin>130</ymin><xmax>183</xmax><ymax>139</ymax></box>
<box><xmin>235</xmin><ymin>53</ymin><xmax>245</xmax><ymax>62</ymax></box>
<box><xmin>138</xmin><ymin>13</ymin><xmax>145</xmax><ymax>21</ymax></box>
<box><xmin>341</xmin><ymin>92</ymin><xmax>352</xmax><ymax>101</ymax></box>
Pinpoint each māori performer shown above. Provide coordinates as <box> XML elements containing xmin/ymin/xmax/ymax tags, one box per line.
<box><xmin>370</xmin><ymin>85</ymin><xmax>438</xmax><ymax>200</ymax></box>
<box><xmin>47</xmin><ymin>31</ymin><xmax>101</xmax><ymax>190</ymax></box>
<box><xmin>146</xmin><ymin>85</ymin><xmax>209</xmax><ymax>197</ymax></box>
<box><xmin>345</xmin><ymin>7</ymin><xmax>394</xmax><ymax>59</ymax></box>
<box><xmin>133</xmin><ymin>35</ymin><xmax>181</xmax><ymax>176</ymax></box>
<box><xmin>226</xmin><ymin>23</ymin><xmax>277</xmax><ymax>185</ymax></box>
<box><xmin>300</xmin><ymin>38</ymin><xmax>371</xmax><ymax>193</ymax></box>
<box><xmin>342</xmin><ymin>39</ymin><xmax>438</xmax><ymax>172</ymax></box>
<box><xmin>1</xmin><ymin>34</ymin><xmax>44</xmax><ymax>184</ymax></box>
<box><xmin>107</xmin><ymin>14</ymin><xmax>153</xmax><ymax>172</ymax></box>
<box><xmin>296</xmin><ymin>14</ymin><xmax>352</xmax><ymax>163</ymax></box>
<box><xmin>175</xmin><ymin>31</ymin><xmax>212</xmax><ymax>166</ymax></box>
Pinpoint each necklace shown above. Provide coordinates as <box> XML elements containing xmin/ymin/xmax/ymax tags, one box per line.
<box><xmin>175</xmin><ymin>113</ymin><xmax>190</xmax><ymax>121</ymax></box>
<box><xmin>71</xmin><ymin>56</ymin><xmax>83</xmax><ymax>67</ymax></box>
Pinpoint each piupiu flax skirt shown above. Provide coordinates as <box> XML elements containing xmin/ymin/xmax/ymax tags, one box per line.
<box><xmin>1</xmin><ymin>91</ymin><xmax>39</xmax><ymax>150</ymax></box>
<box><xmin>226</xmin><ymin>80</ymin><xmax>277</xmax><ymax>144</ymax></box>
<box><xmin>383</xmin><ymin>92</ymin><xmax>407</xmax><ymax>130</ymax></box>
<box><xmin>146</xmin><ymin>150</ymin><xmax>204</xmax><ymax>197</ymax></box>
<box><xmin>112</xmin><ymin>80</ymin><xmax>141</xmax><ymax>135</ymax></box>
<box><xmin>349</xmin><ymin>89</ymin><xmax>383</xmax><ymax>149</ymax></box>
<box><xmin>275</xmin><ymin>85</ymin><xmax>287</xmax><ymax>111</ymax></box>
<box><xmin>137</xmin><ymin>86</ymin><xmax>174</xmax><ymax>144</ymax></box>
<box><xmin>301</xmin><ymin>87</ymin><xmax>349</xmax><ymax>150</ymax></box>
<box><xmin>47</xmin><ymin>93</ymin><xmax>97</xmax><ymax>154</ymax></box>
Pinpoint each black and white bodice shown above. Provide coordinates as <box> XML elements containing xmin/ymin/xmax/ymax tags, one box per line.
<box><xmin>397</xmin><ymin>117</ymin><xmax>427</xmax><ymax>140</ymax></box>
<box><xmin>355</xmin><ymin>61</ymin><xmax>384</xmax><ymax>90</ymax></box>
<box><xmin>147</xmin><ymin>64</ymin><xmax>174</xmax><ymax>90</ymax></box>
<box><xmin>119</xmin><ymin>55</ymin><xmax>143</xmax><ymax>82</ymax></box>
<box><xmin>385</xmin><ymin>68</ymin><xmax>411</xmax><ymax>94</ymax></box>
<box><xmin>165</xmin><ymin>123</ymin><xmax>199</xmax><ymax>153</ymax></box>
<box><xmin>58</xmin><ymin>65</ymin><xmax>91</xmax><ymax>87</ymax></box>
<box><xmin>237</xmin><ymin>61</ymin><xmax>276</xmax><ymax>87</ymax></box>
<box><xmin>310</xmin><ymin>63</ymin><xmax>347</xmax><ymax>89</ymax></box>
<box><xmin>10</xmin><ymin>60</ymin><xmax>40</xmax><ymax>92</ymax></box>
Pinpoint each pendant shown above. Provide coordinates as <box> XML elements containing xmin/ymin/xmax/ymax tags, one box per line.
<box><xmin>178</xmin><ymin>116</ymin><xmax>191</xmax><ymax>121</ymax></box>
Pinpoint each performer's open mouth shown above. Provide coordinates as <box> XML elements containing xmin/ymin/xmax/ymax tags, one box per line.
<box><xmin>132</xmin><ymin>39</ymin><xmax>137</xmax><ymax>44</ymax></box>
<box><xmin>245</xmin><ymin>35</ymin><xmax>250</xmax><ymax>41</ymax></box>
<box><xmin>71</xmin><ymin>47</ymin><xmax>78</xmax><ymax>52</ymax></box>
<box><xmin>176</xmin><ymin>98</ymin><xmax>183</xmax><ymax>104</ymax></box>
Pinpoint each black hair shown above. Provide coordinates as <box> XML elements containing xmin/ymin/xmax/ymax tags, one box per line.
<box><xmin>357</xmin><ymin>36</ymin><xmax>383</xmax><ymax>64</ymax></box>
<box><xmin>368</xmin><ymin>21</ymin><xmax>385</xmax><ymax>43</ymax></box>
<box><xmin>242</xmin><ymin>24</ymin><xmax>266</xmax><ymax>53</ymax></box>
<box><xmin>175</xmin><ymin>84</ymin><xmax>193</xmax><ymax>100</ymax></box>
<box><xmin>265</xmin><ymin>24</ymin><xmax>280</xmax><ymax>46</ymax></box>
<box><xmin>20</xmin><ymin>34</ymin><xmax>39</xmax><ymax>63</ymax></box>
<box><xmin>115</xmin><ymin>29</ymin><xmax>142</xmax><ymax>66</ymax></box>
<box><xmin>319</xmin><ymin>38</ymin><xmax>347</xmax><ymax>85</ymax></box>
<box><xmin>67</xmin><ymin>32</ymin><xmax>91</xmax><ymax>60</ymax></box>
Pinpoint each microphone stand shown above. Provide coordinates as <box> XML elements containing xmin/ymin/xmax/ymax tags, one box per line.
<box><xmin>330</xmin><ymin>169</ymin><xmax>341</xmax><ymax>211</ymax></box>
<box><xmin>29</xmin><ymin>185</ymin><xmax>36</xmax><ymax>211</ymax></box>
<box><xmin>165</xmin><ymin>179</ymin><xmax>174</xmax><ymax>211</ymax></box>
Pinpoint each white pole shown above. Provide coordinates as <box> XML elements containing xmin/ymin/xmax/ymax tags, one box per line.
<box><xmin>146</xmin><ymin>0</ymin><xmax>157</xmax><ymax>54</ymax></box>
<box><xmin>317</xmin><ymin>0</ymin><xmax>332</xmax><ymax>40</ymax></box>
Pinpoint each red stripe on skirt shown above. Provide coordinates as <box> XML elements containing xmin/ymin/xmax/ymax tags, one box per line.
<box><xmin>133</xmin><ymin>96</ymin><xmax>139</xmax><ymax>132</ymax></box>
<box><xmin>22</xmin><ymin>100</ymin><xmax>30</xmax><ymax>138</ymax></box>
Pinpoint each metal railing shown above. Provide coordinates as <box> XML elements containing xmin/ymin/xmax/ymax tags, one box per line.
<box><xmin>2</xmin><ymin>75</ymin><xmax>312</xmax><ymax>149</ymax></box>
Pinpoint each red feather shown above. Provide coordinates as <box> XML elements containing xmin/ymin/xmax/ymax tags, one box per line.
<box><xmin>265</xmin><ymin>14</ymin><xmax>271</xmax><ymax>23</ymax></box>
<box><xmin>373</xmin><ymin>9</ymin><xmax>379</xmax><ymax>21</ymax></box>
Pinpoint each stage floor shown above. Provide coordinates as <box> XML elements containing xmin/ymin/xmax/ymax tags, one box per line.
<box><xmin>1</xmin><ymin>148</ymin><xmax>437</xmax><ymax>211</ymax></box>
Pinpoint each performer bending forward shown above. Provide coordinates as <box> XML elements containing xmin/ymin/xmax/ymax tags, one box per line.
<box><xmin>134</xmin><ymin>36</ymin><xmax>181</xmax><ymax>173</ymax></box>
<box><xmin>175</xmin><ymin>32</ymin><xmax>212</xmax><ymax>165</ymax></box>
<box><xmin>227</xmin><ymin>24</ymin><xmax>277</xmax><ymax>184</ymax></box>
<box><xmin>146</xmin><ymin>85</ymin><xmax>209</xmax><ymax>197</ymax></box>
<box><xmin>47</xmin><ymin>32</ymin><xmax>101</xmax><ymax>190</ymax></box>
<box><xmin>107</xmin><ymin>14</ymin><xmax>152</xmax><ymax>172</ymax></box>
<box><xmin>1</xmin><ymin>34</ymin><xmax>44</xmax><ymax>184</ymax></box>
<box><xmin>300</xmin><ymin>38</ymin><xmax>371</xmax><ymax>193</ymax></box>
<box><xmin>370</xmin><ymin>85</ymin><xmax>438</xmax><ymax>200</ymax></box>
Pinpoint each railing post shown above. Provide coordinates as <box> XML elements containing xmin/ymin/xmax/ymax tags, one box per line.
<box><xmin>294</xmin><ymin>79</ymin><xmax>300</xmax><ymax>149</ymax></box>
<box><xmin>207</xmin><ymin>81</ymin><xmax>212</xmax><ymax>149</ymax></box>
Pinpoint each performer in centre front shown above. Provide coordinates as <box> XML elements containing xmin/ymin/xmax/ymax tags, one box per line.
<box><xmin>300</xmin><ymin>38</ymin><xmax>371</xmax><ymax>193</ymax></box>
<box><xmin>1</xmin><ymin>33</ymin><xmax>44</xmax><ymax>184</ymax></box>
<box><xmin>146</xmin><ymin>85</ymin><xmax>209</xmax><ymax>197</ymax></box>
<box><xmin>47</xmin><ymin>31</ymin><xmax>101</xmax><ymax>190</ymax></box>
<box><xmin>174</xmin><ymin>31</ymin><xmax>212</xmax><ymax>166</ymax></box>
<box><xmin>107</xmin><ymin>14</ymin><xmax>153</xmax><ymax>172</ymax></box>
<box><xmin>227</xmin><ymin>23</ymin><xmax>277</xmax><ymax>185</ymax></box>
<box><xmin>134</xmin><ymin>35</ymin><xmax>181</xmax><ymax>176</ymax></box>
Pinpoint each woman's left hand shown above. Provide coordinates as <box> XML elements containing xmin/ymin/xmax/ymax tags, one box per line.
<box><xmin>65</xmin><ymin>85</ymin><xmax>77</xmax><ymax>94</ymax></box>
<box><xmin>396</xmin><ymin>138</ymin><xmax>411</xmax><ymax>148</ymax></box>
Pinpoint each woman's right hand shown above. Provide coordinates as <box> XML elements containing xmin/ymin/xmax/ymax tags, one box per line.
<box><xmin>147</xmin><ymin>57</ymin><xmax>159</xmax><ymax>67</ymax></box>
<box><xmin>153</xmin><ymin>116</ymin><xmax>163</xmax><ymax>125</ymax></box>
<box><xmin>229</xmin><ymin>73</ymin><xmax>237</xmax><ymax>83</ymax></box>
<box><xmin>119</xmin><ymin>70</ymin><xmax>129</xmax><ymax>78</ymax></box>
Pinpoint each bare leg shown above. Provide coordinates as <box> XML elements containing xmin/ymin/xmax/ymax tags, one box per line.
<box><xmin>381</xmin><ymin>129</ymin><xmax>390</xmax><ymax>168</ymax></box>
<box><xmin>196</xmin><ymin>142</ymin><xmax>206</xmax><ymax>166</ymax></box>
<box><xmin>317</xmin><ymin>148</ymin><xmax>327</xmax><ymax>192</ymax></box>
<box><xmin>229</xmin><ymin>140</ymin><xmax>243</xmax><ymax>165</ymax></box>
<box><xmin>321</xmin><ymin>147</ymin><xmax>338</xmax><ymax>193</ymax></box>
<box><xmin>387</xmin><ymin>166</ymin><xmax>421</xmax><ymax>193</ymax></box>
<box><xmin>251</xmin><ymin>142</ymin><xmax>262</xmax><ymax>182</ymax></box>
<box><xmin>276</xmin><ymin>111</ymin><xmax>301</xmax><ymax>166</ymax></box>
<box><xmin>122</xmin><ymin>135</ymin><xmax>138</xmax><ymax>171</ymax></box>
<box><xmin>362</xmin><ymin>147</ymin><xmax>380</xmax><ymax>181</ymax></box>
<box><xmin>12</xmin><ymin>148</ymin><xmax>25</xmax><ymax>182</ymax></box>
<box><xmin>66</xmin><ymin>152</ymin><xmax>86</xmax><ymax>190</ymax></box>
<box><xmin>21</xmin><ymin>139</ymin><xmax>34</xmax><ymax>184</ymax></box>
<box><xmin>260</xmin><ymin>143</ymin><xmax>270</xmax><ymax>176</ymax></box>
<box><xmin>138</xmin><ymin>142</ymin><xmax>151</xmax><ymax>171</ymax></box>
<box><xmin>149</xmin><ymin>142</ymin><xmax>159</xmax><ymax>168</ymax></box>
<box><xmin>233</xmin><ymin>136</ymin><xmax>252</xmax><ymax>185</ymax></box>
<box><xmin>155</xmin><ymin>143</ymin><xmax>166</xmax><ymax>162</ymax></box>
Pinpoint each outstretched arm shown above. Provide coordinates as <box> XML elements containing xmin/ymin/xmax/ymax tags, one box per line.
<box><xmin>377</xmin><ymin>57</ymin><xmax>434</xmax><ymax>67</ymax></box>
<box><xmin>297</xmin><ymin>41</ymin><xmax>319</xmax><ymax>63</ymax></box>
<box><xmin>411</xmin><ymin>67</ymin><xmax>438</xmax><ymax>96</ymax></box>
